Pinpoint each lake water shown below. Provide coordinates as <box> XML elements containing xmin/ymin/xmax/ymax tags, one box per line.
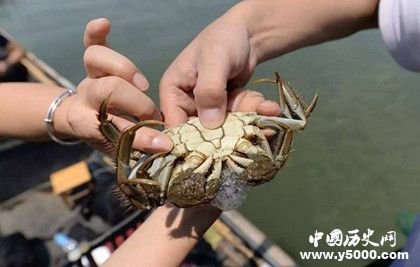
<box><xmin>1</xmin><ymin>1</ymin><xmax>420</xmax><ymax>266</ymax></box>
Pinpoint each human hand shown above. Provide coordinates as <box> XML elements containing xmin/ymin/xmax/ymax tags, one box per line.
<box><xmin>160</xmin><ymin>0</ymin><xmax>380</xmax><ymax>130</ymax></box>
<box><xmin>56</xmin><ymin>18</ymin><xmax>172</xmax><ymax>154</ymax></box>
<box><xmin>159</xmin><ymin>6</ymin><xmax>280</xmax><ymax>129</ymax></box>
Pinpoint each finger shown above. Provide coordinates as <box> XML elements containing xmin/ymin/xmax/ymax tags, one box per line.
<box><xmin>84</xmin><ymin>45</ymin><xmax>149</xmax><ymax>91</ymax></box>
<box><xmin>161</xmin><ymin>100</ymin><xmax>191</xmax><ymax>129</ymax></box>
<box><xmin>84</xmin><ymin>18</ymin><xmax>111</xmax><ymax>48</ymax></box>
<box><xmin>159</xmin><ymin>84</ymin><xmax>197</xmax><ymax>128</ymax></box>
<box><xmin>159</xmin><ymin>58</ymin><xmax>198</xmax><ymax>128</ymax></box>
<box><xmin>227</xmin><ymin>88</ymin><xmax>281</xmax><ymax>115</ymax></box>
<box><xmin>256</xmin><ymin>101</ymin><xmax>282</xmax><ymax>137</ymax></box>
<box><xmin>257</xmin><ymin>100</ymin><xmax>281</xmax><ymax>116</ymax></box>
<box><xmin>109</xmin><ymin>116</ymin><xmax>173</xmax><ymax>153</ymax></box>
<box><xmin>194</xmin><ymin>50</ymin><xmax>230</xmax><ymax>129</ymax></box>
<box><xmin>87</xmin><ymin>76</ymin><xmax>160</xmax><ymax>121</ymax></box>
<box><xmin>227</xmin><ymin>89</ymin><xmax>261</xmax><ymax>112</ymax></box>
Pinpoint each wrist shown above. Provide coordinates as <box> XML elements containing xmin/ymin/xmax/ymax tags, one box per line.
<box><xmin>52</xmin><ymin>93</ymin><xmax>78</xmax><ymax>140</ymax></box>
<box><xmin>232</xmin><ymin>0</ymin><xmax>308</xmax><ymax>63</ymax></box>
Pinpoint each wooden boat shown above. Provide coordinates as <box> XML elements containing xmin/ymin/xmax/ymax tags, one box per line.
<box><xmin>0</xmin><ymin>29</ymin><xmax>296</xmax><ymax>267</ymax></box>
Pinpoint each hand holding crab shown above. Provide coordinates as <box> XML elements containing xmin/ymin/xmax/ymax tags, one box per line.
<box><xmin>81</xmin><ymin>19</ymin><xmax>317</xmax><ymax>211</ymax></box>
<box><xmin>99</xmin><ymin>72</ymin><xmax>317</xmax><ymax>210</ymax></box>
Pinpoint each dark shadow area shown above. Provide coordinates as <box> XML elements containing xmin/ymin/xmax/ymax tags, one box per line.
<box><xmin>365</xmin><ymin>252</ymin><xmax>398</xmax><ymax>267</ymax></box>
<box><xmin>0</xmin><ymin>232</ymin><xmax>49</xmax><ymax>267</ymax></box>
<box><xmin>0</xmin><ymin>141</ymin><xmax>91</xmax><ymax>201</ymax></box>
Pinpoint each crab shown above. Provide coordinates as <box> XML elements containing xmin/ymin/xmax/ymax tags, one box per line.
<box><xmin>98</xmin><ymin>72</ymin><xmax>318</xmax><ymax>210</ymax></box>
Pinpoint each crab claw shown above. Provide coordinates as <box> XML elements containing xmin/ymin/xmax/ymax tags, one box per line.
<box><xmin>97</xmin><ymin>95</ymin><xmax>168</xmax><ymax>210</ymax></box>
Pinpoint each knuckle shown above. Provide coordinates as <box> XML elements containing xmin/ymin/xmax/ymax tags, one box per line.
<box><xmin>113</xmin><ymin>57</ymin><xmax>139</xmax><ymax>82</ymax></box>
<box><xmin>77</xmin><ymin>78</ymin><xmax>90</xmax><ymax>92</ymax></box>
<box><xmin>92</xmin><ymin>76</ymin><xmax>123</xmax><ymax>102</ymax></box>
<box><xmin>101</xmin><ymin>76</ymin><xmax>124</xmax><ymax>91</ymax></box>
<box><xmin>104</xmin><ymin>55</ymin><xmax>139</xmax><ymax>81</ymax></box>
<box><xmin>181</xmin><ymin>68</ymin><xmax>197</xmax><ymax>86</ymax></box>
<box><xmin>116</xmin><ymin>57</ymin><xmax>137</xmax><ymax>75</ymax></box>
<box><xmin>200</xmin><ymin>40</ymin><xmax>225</xmax><ymax>55</ymax></box>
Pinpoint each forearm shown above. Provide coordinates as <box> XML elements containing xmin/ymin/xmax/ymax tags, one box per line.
<box><xmin>0</xmin><ymin>83</ymin><xmax>75</xmax><ymax>140</ymax></box>
<box><xmin>231</xmin><ymin>0</ymin><xmax>379</xmax><ymax>63</ymax></box>
<box><xmin>103</xmin><ymin>204</ymin><xmax>221</xmax><ymax>267</ymax></box>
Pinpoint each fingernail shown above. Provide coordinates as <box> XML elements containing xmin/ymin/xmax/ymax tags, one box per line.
<box><xmin>198</xmin><ymin>108</ymin><xmax>225</xmax><ymax>129</ymax></box>
<box><xmin>151</xmin><ymin>134</ymin><xmax>173</xmax><ymax>151</ymax></box>
<box><xmin>133</xmin><ymin>72</ymin><xmax>149</xmax><ymax>91</ymax></box>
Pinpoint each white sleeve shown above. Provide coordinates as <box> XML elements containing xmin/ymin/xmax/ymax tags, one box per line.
<box><xmin>379</xmin><ymin>0</ymin><xmax>420</xmax><ymax>72</ymax></box>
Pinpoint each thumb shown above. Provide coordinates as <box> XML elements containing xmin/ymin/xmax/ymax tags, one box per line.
<box><xmin>194</xmin><ymin>53</ymin><xmax>230</xmax><ymax>129</ymax></box>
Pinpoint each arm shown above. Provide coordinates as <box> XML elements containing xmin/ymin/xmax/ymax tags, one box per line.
<box><xmin>0</xmin><ymin>54</ymin><xmax>170</xmax><ymax>154</ymax></box>
<box><xmin>241</xmin><ymin>0</ymin><xmax>379</xmax><ymax>63</ymax></box>
<box><xmin>103</xmin><ymin>204</ymin><xmax>221</xmax><ymax>267</ymax></box>
<box><xmin>0</xmin><ymin>82</ymin><xmax>73</xmax><ymax>140</ymax></box>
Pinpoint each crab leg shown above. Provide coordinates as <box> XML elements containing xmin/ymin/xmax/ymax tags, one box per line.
<box><xmin>147</xmin><ymin>154</ymin><xmax>177</xmax><ymax>204</ymax></box>
<box><xmin>136</xmin><ymin>152</ymin><xmax>170</xmax><ymax>177</ymax></box>
<box><xmin>254</xmin><ymin>72</ymin><xmax>318</xmax><ymax>131</ymax></box>
<box><xmin>278</xmin><ymin>74</ymin><xmax>318</xmax><ymax>126</ymax></box>
<box><xmin>254</xmin><ymin>75</ymin><xmax>292</xmax><ymax>119</ymax></box>
<box><xmin>97</xmin><ymin>95</ymin><xmax>122</xmax><ymax>153</ymax></box>
<box><xmin>136</xmin><ymin>152</ymin><xmax>174</xmax><ymax>205</ymax></box>
<box><xmin>126</xmin><ymin>152</ymin><xmax>168</xmax><ymax>202</ymax></box>
<box><xmin>254</xmin><ymin>119</ymin><xmax>292</xmax><ymax>161</ymax></box>
<box><xmin>98</xmin><ymin>95</ymin><xmax>174</xmax><ymax>209</ymax></box>
<box><xmin>234</xmin><ymin>137</ymin><xmax>270</xmax><ymax>161</ymax></box>
<box><xmin>116</xmin><ymin>119</ymin><xmax>166</xmax><ymax>209</ymax></box>
<box><xmin>269</xmin><ymin>122</ymin><xmax>293</xmax><ymax>163</ymax></box>
<box><xmin>128</xmin><ymin>153</ymin><xmax>151</xmax><ymax>180</ymax></box>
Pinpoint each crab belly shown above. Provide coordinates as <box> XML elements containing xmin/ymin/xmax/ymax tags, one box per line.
<box><xmin>150</xmin><ymin>114</ymin><xmax>265</xmax><ymax>209</ymax></box>
<box><xmin>166</xmin><ymin>132</ymin><xmax>251</xmax><ymax>208</ymax></box>
<box><xmin>165</xmin><ymin>141</ymin><xmax>226</xmax><ymax>208</ymax></box>
<box><xmin>163</xmin><ymin>121</ymin><xmax>242</xmax><ymax>207</ymax></box>
<box><xmin>166</xmin><ymin>168</ymin><xmax>218</xmax><ymax>207</ymax></box>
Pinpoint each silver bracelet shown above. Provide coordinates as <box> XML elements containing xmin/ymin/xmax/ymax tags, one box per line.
<box><xmin>44</xmin><ymin>90</ymin><xmax>82</xmax><ymax>146</ymax></box>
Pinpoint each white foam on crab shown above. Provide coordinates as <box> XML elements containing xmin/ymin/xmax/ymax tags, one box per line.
<box><xmin>211</xmin><ymin>168</ymin><xmax>250</xmax><ymax>210</ymax></box>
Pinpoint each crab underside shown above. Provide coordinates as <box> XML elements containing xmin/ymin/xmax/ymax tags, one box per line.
<box><xmin>98</xmin><ymin>72</ymin><xmax>318</xmax><ymax>210</ymax></box>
